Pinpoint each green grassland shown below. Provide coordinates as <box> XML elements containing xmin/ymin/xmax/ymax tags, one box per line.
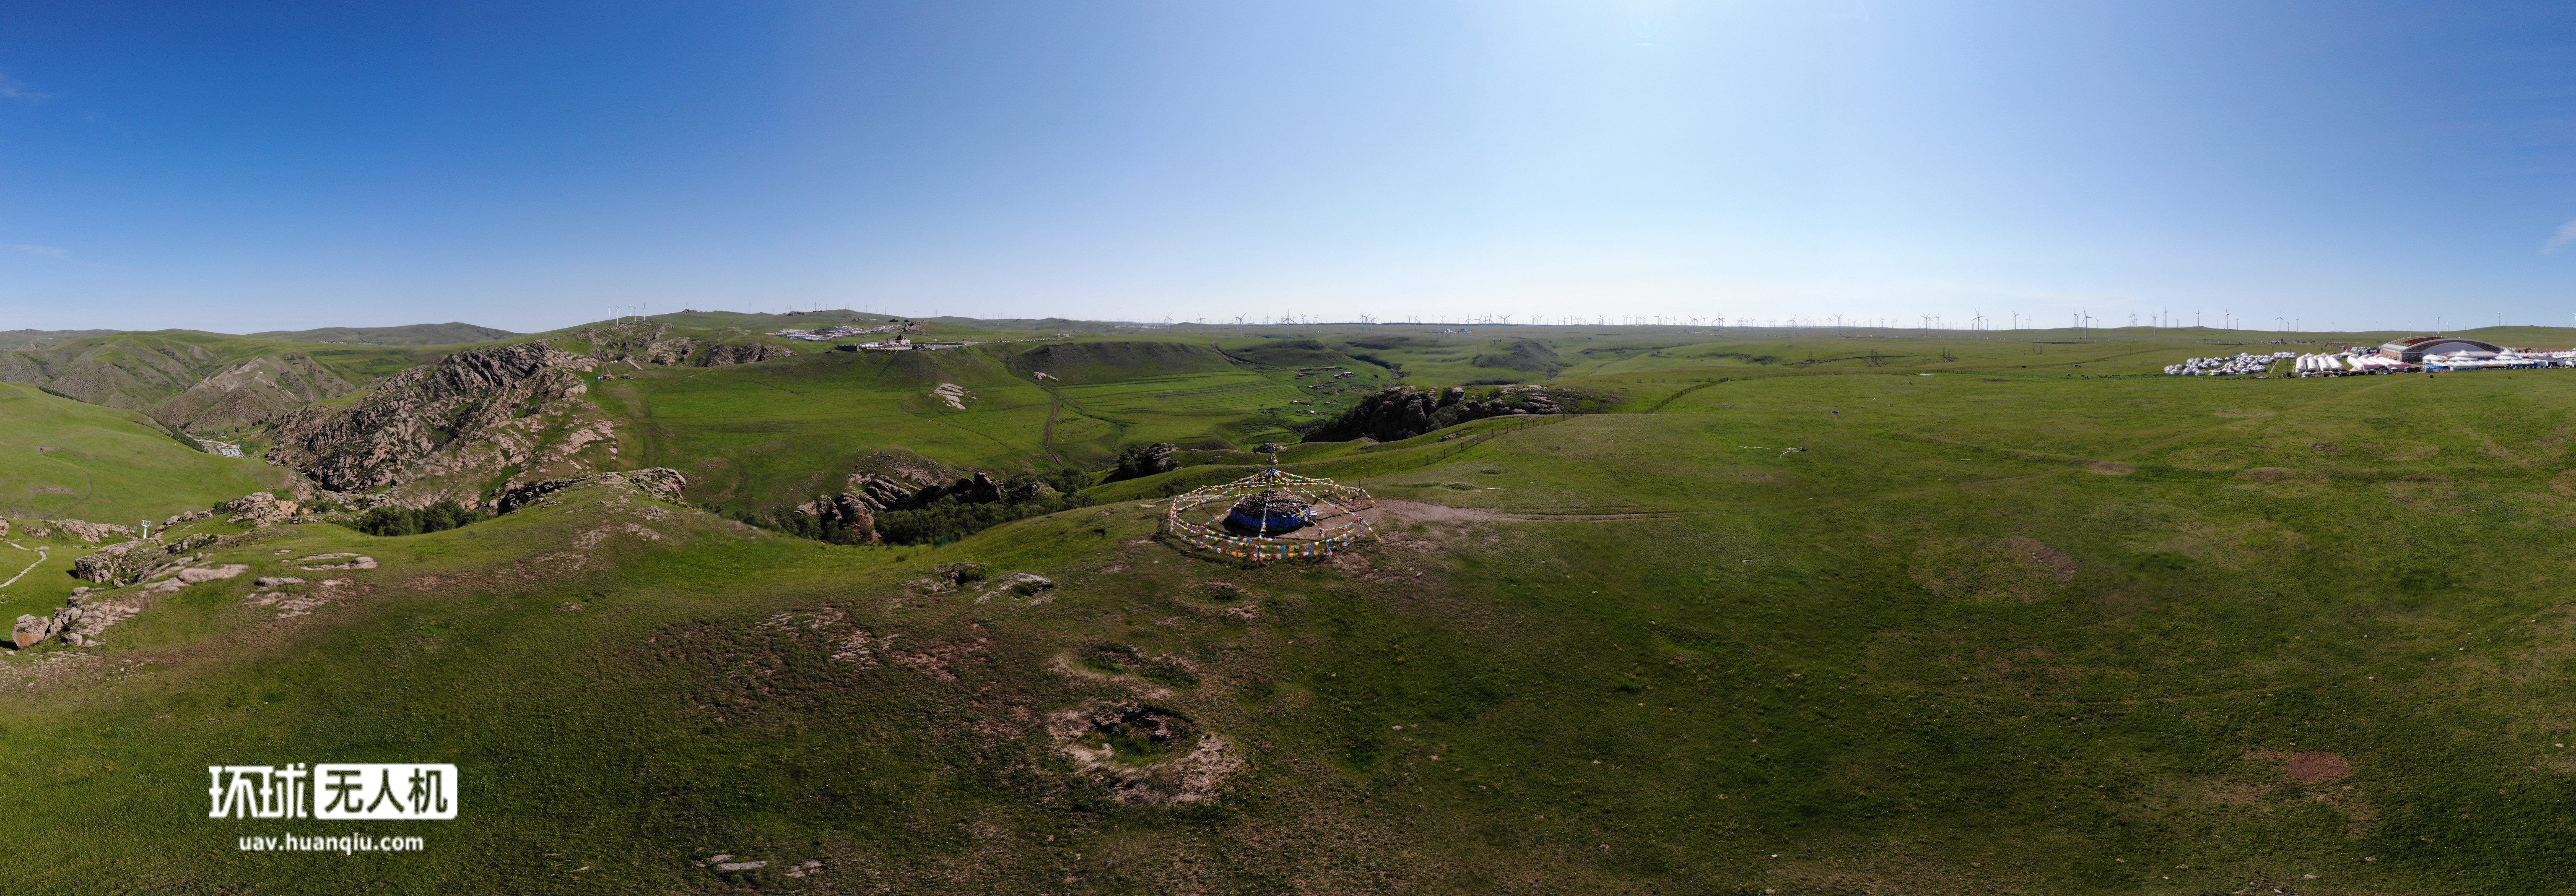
<box><xmin>0</xmin><ymin>383</ymin><xmax>287</xmax><ymax>522</ymax></box>
<box><xmin>591</xmin><ymin>336</ymin><xmax>1396</xmax><ymax>512</ymax></box>
<box><xmin>13</xmin><ymin>326</ymin><xmax>2576</xmax><ymax>893</ymax></box>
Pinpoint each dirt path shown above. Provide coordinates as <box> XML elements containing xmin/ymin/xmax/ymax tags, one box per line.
<box><xmin>0</xmin><ymin>549</ymin><xmax>46</xmax><ymax>589</ymax></box>
<box><xmin>1043</xmin><ymin>398</ymin><xmax>1062</xmax><ymax>463</ymax></box>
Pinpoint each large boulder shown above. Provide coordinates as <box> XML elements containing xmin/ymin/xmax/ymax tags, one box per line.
<box><xmin>73</xmin><ymin>539</ymin><xmax>166</xmax><ymax>585</ymax></box>
<box><xmin>11</xmin><ymin>614</ymin><xmax>57</xmax><ymax>649</ymax></box>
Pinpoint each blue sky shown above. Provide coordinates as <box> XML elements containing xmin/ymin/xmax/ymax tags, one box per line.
<box><xmin>5</xmin><ymin>1</ymin><xmax>2576</xmax><ymax>333</ymax></box>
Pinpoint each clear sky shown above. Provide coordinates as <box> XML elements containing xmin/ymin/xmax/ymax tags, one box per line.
<box><xmin>6</xmin><ymin>1</ymin><xmax>2576</xmax><ymax>334</ymax></box>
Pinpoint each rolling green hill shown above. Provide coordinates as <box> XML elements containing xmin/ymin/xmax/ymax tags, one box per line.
<box><xmin>594</xmin><ymin>336</ymin><xmax>1394</xmax><ymax>512</ymax></box>
<box><xmin>0</xmin><ymin>331</ymin><xmax>424</xmax><ymax>434</ymax></box>
<box><xmin>0</xmin><ymin>382</ymin><xmax>288</xmax><ymax>522</ymax></box>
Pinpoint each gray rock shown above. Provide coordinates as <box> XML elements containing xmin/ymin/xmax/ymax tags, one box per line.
<box><xmin>714</xmin><ymin>861</ymin><xmax>766</xmax><ymax>872</ymax></box>
<box><xmin>11</xmin><ymin>614</ymin><xmax>57</xmax><ymax>649</ymax></box>
<box><xmin>51</xmin><ymin>519</ymin><xmax>135</xmax><ymax>543</ymax></box>
<box><xmin>496</xmin><ymin>468</ymin><xmax>688</xmax><ymax>514</ymax></box>
<box><xmin>221</xmin><ymin>492</ymin><xmax>301</xmax><ymax>526</ymax></box>
<box><xmin>73</xmin><ymin>539</ymin><xmax>166</xmax><ymax>585</ymax></box>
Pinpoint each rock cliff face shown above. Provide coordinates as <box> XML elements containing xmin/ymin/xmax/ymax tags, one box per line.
<box><xmin>263</xmin><ymin>342</ymin><xmax>616</xmax><ymax>508</ymax></box>
<box><xmin>1300</xmin><ymin>384</ymin><xmax>1584</xmax><ymax>443</ymax></box>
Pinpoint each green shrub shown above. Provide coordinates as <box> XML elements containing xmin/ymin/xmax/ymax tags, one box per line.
<box><xmin>356</xmin><ymin>500</ymin><xmax>488</xmax><ymax>537</ymax></box>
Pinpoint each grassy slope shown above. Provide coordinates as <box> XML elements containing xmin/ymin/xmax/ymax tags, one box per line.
<box><xmin>0</xmin><ymin>382</ymin><xmax>287</xmax><ymax>522</ymax></box>
<box><xmin>0</xmin><ymin>331</ymin><xmax>422</xmax><ymax>415</ymax></box>
<box><xmin>593</xmin><ymin>336</ymin><xmax>1393</xmax><ymax>512</ymax></box>
<box><xmin>14</xmin><ymin>330</ymin><xmax>2576</xmax><ymax>893</ymax></box>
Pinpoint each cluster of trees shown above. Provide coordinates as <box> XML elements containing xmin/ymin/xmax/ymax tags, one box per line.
<box><xmin>356</xmin><ymin>500</ymin><xmax>488</xmax><ymax>537</ymax></box>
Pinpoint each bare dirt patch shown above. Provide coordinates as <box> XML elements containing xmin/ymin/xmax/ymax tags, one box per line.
<box><xmin>2550</xmin><ymin>469</ymin><xmax>2576</xmax><ymax>497</ymax></box>
<box><xmin>2372</xmin><ymin>440</ymin><xmax>2439</xmax><ymax>461</ymax></box>
<box><xmin>1912</xmin><ymin>536</ymin><xmax>2077</xmax><ymax>602</ymax></box>
<box><xmin>2288</xmin><ymin>750</ymin><xmax>2352</xmax><ymax>782</ymax></box>
<box><xmin>2083</xmin><ymin>461</ymin><xmax>2133</xmax><ymax>475</ymax></box>
<box><xmin>1047</xmin><ymin>703</ymin><xmax>1239</xmax><ymax>805</ymax></box>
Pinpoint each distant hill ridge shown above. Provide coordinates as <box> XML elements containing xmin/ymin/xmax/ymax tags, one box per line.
<box><xmin>0</xmin><ymin>329</ymin><xmax>125</xmax><ymax>351</ymax></box>
<box><xmin>251</xmin><ymin>322</ymin><xmax>520</xmax><ymax>346</ymax></box>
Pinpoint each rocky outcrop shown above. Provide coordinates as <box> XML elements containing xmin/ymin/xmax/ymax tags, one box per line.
<box><xmin>161</xmin><ymin>508</ymin><xmax>212</xmax><ymax>528</ymax></box>
<box><xmin>262</xmin><ymin>341</ymin><xmax>616</xmax><ymax>507</ymax></box>
<box><xmin>699</xmin><ymin>343</ymin><xmax>794</xmax><ymax>366</ymax></box>
<box><xmin>1112</xmin><ymin>443</ymin><xmax>1179</xmax><ymax>481</ymax></box>
<box><xmin>50</xmin><ymin>520</ymin><xmax>134</xmax><ymax>543</ymax></box>
<box><xmin>1300</xmin><ymin>384</ymin><xmax>1581</xmax><ymax>443</ymax></box>
<box><xmin>584</xmin><ymin>323</ymin><xmax>699</xmax><ymax>367</ymax></box>
<box><xmin>73</xmin><ymin>539</ymin><xmax>165</xmax><ymax>585</ymax></box>
<box><xmin>496</xmin><ymin>469</ymin><xmax>688</xmax><ymax>514</ymax></box>
<box><xmin>795</xmin><ymin>493</ymin><xmax>880</xmax><ymax>543</ymax></box>
<box><xmin>222</xmin><ymin>492</ymin><xmax>300</xmax><ymax>526</ymax></box>
<box><xmin>622</xmin><ymin>468</ymin><xmax>687</xmax><ymax>504</ymax></box>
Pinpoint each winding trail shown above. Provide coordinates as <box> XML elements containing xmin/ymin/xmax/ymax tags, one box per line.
<box><xmin>0</xmin><ymin>550</ymin><xmax>47</xmax><ymax>589</ymax></box>
<box><xmin>1043</xmin><ymin>398</ymin><xmax>1062</xmax><ymax>463</ymax></box>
